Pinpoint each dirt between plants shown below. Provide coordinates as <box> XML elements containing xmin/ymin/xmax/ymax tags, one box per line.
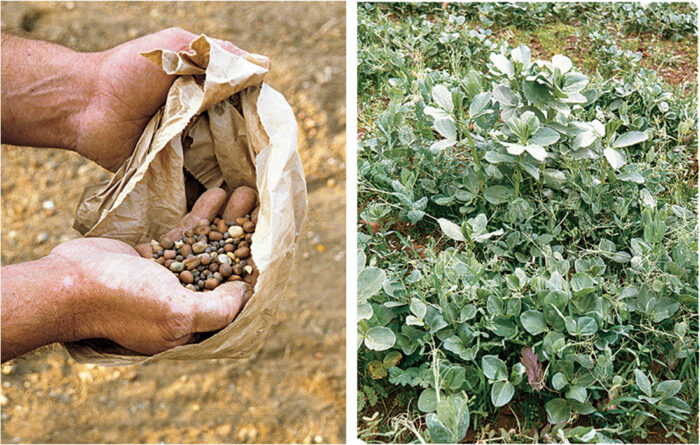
<box><xmin>0</xmin><ymin>2</ymin><xmax>346</xmax><ymax>443</ymax></box>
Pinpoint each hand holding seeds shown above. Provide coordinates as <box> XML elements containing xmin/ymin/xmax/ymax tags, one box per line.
<box><xmin>0</xmin><ymin>186</ymin><xmax>258</xmax><ymax>361</ymax></box>
<box><xmin>135</xmin><ymin>186</ymin><xmax>260</xmax><ymax>291</ymax></box>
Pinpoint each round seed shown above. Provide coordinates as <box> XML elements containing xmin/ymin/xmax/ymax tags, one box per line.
<box><xmin>159</xmin><ymin>236</ymin><xmax>174</xmax><ymax>249</ymax></box>
<box><xmin>164</xmin><ymin>250</ymin><xmax>176</xmax><ymax>260</ymax></box>
<box><xmin>234</xmin><ymin>247</ymin><xmax>250</xmax><ymax>259</ymax></box>
<box><xmin>220</xmin><ymin>264</ymin><xmax>232</xmax><ymax>277</ymax></box>
<box><xmin>243</xmin><ymin>222</ymin><xmax>255</xmax><ymax>233</ymax></box>
<box><xmin>169</xmin><ymin>262</ymin><xmax>184</xmax><ymax>272</ymax></box>
<box><xmin>180</xmin><ymin>270</ymin><xmax>194</xmax><ymax>284</ymax></box>
<box><xmin>228</xmin><ymin>225</ymin><xmax>244</xmax><ymax>238</ymax></box>
<box><xmin>205</xmin><ymin>278</ymin><xmax>218</xmax><ymax>290</ymax></box>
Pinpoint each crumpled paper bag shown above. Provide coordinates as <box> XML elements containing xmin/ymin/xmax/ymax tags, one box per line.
<box><xmin>66</xmin><ymin>35</ymin><xmax>307</xmax><ymax>365</ymax></box>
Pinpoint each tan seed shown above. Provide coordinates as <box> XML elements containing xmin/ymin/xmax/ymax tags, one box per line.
<box><xmin>205</xmin><ymin>278</ymin><xmax>219</xmax><ymax>290</ymax></box>
<box><xmin>180</xmin><ymin>270</ymin><xmax>194</xmax><ymax>284</ymax></box>
<box><xmin>234</xmin><ymin>247</ymin><xmax>250</xmax><ymax>259</ymax></box>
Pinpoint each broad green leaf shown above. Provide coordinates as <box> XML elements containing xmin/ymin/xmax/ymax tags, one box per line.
<box><xmin>546</xmin><ymin>398</ymin><xmax>571</xmax><ymax>424</ymax></box>
<box><xmin>530</xmin><ymin>127</ymin><xmax>560</xmax><ymax>146</ymax></box>
<box><xmin>437</xmin><ymin>218</ymin><xmax>466</xmax><ymax>242</ymax></box>
<box><xmin>358</xmin><ymin>267</ymin><xmax>386</xmax><ymax>302</ymax></box>
<box><xmin>604</xmin><ymin>147</ymin><xmax>627</xmax><ymax>170</ymax></box>
<box><xmin>577</xmin><ymin>317</ymin><xmax>598</xmax><ymax>336</ymax></box>
<box><xmin>482</xmin><ymin>355</ymin><xmax>508</xmax><ymax>380</ymax></box>
<box><xmin>410</xmin><ymin>300</ymin><xmax>427</xmax><ymax>319</ymax></box>
<box><xmin>430</xmin><ymin>139</ymin><xmax>457</xmax><ymax>153</ymax></box>
<box><xmin>383</xmin><ymin>351</ymin><xmax>402</xmax><ymax>367</ymax></box>
<box><xmin>573</xmin><ymin>131</ymin><xmax>596</xmax><ymax>150</ymax></box>
<box><xmin>424</xmin><ymin>105</ymin><xmax>452</xmax><ymax>121</ymax></box>
<box><xmin>552</xmin><ymin>54</ymin><xmax>572</xmax><ymax>74</ymax></box>
<box><xmin>520</xmin><ymin>310</ymin><xmax>547</xmax><ymax>335</ymax></box>
<box><xmin>613</xmin><ymin>131</ymin><xmax>648</xmax><ymax>148</ymax></box>
<box><xmin>491</xmin><ymin>380</ymin><xmax>515</xmax><ymax>407</ymax></box>
<box><xmin>493</xmin><ymin>84</ymin><xmax>519</xmax><ymax>106</ymax></box>
<box><xmin>490</xmin><ymin>53</ymin><xmax>513</xmax><ymax>76</ymax></box>
<box><xmin>427</xmin><ymin>394</ymin><xmax>470</xmax><ymax>443</ymax></box>
<box><xmin>656</xmin><ymin>380</ymin><xmax>682</xmax><ymax>399</ymax></box>
<box><xmin>418</xmin><ymin>388</ymin><xmax>438</xmax><ymax>412</ymax></box>
<box><xmin>562</xmin><ymin>72</ymin><xmax>588</xmax><ymax>93</ymax></box>
<box><xmin>426</xmin><ymin>413</ymin><xmax>452</xmax><ymax>443</ymax></box>
<box><xmin>444</xmin><ymin>336</ymin><xmax>467</xmax><ymax>356</ymax></box>
<box><xmin>358</xmin><ymin>303</ymin><xmax>373</xmax><ymax>321</ymax></box>
<box><xmin>543</xmin><ymin>169</ymin><xmax>566</xmax><ymax>190</ymax></box>
<box><xmin>634</xmin><ymin>369</ymin><xmax>653</xmax><ymax>397</ymax></box>
<box><xmin>364</xmin><ymin>327</ymin><xmax>396</xmax><ymax>351</ymax></box>
<box><xmin>566</xmin><ymin>385</ymin><xmax>588</xmax><ymax>403</ymax></box>
<box><xmin>485</xmin><ymin>185</ymin><xmax>512</xmax><ymax>204</ymax></box>
<box><xmin>504</xmin><ymin>142</ymin><xmax>527</xmax><ymax>156</ymax></box>
<box><xmin>652</xmin><ymin>297</ymin><xmax>680</xmax><ymax>322</ymax></box>
<box><xmin>570</xmin><ymin>273</ymin><xmax>595</xmax><ymax>297</ymax></box>
<box><xmin>485</xmin><ymin>151</ymin><xmax>517</xmax><ymax>164</ymax></box>
<box><xmin>525</xmin><ymin>144</ymin><xmax>548</xmax><ymax>161</ymax></box>
<box><xmin>434</xmin><ymin>119</ymin><xmax>456</xmax><ymax>141</ymax></box>
<box><xmin>432</xmin><ymin>85</ymin><xmax>454</xmax><ymax>112</ymax></box>
<box><xmin>617</xmin><ymin>171</ymin><xmax>645</xmax><ymax>183</ymax></box>
<box><xmin>522</xmin><ymin>79</ymin><xmax>551</xmax><ymax>106</ymax></box>
<box><xmin>470</xmin><ymin>92</ymin><xmax>491</xmax><ymax>117</ymax></box>
<box><xmin>552</xmin><ymin>372</ymin><xmax>568</xmax><ymax>391</ymax></box>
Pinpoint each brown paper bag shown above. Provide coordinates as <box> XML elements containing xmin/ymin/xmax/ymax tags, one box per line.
<box><xmin>67</xmin><ymin>35</ymin><xmax>307</xmax><ymax>365</ymax></box>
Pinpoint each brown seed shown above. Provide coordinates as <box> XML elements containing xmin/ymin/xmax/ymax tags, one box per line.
<box><xmin>200</xmin><ymin>254</ymin><xmax>211</xmax><ymax>265</ymax></box>
<box><xmin>217</xmin><ymin>220</ymin><xmax>228</xmax><ymax>233</ymax></box>
<box><xmin>209</xmin><ymin>231</ymin><xmax>224</xmax><ymax>241</ymax></box>
<box><xmin>243</xmin><ymin>222</ymin><xmax>256</xmax><ymax>233</ymax></box>
<box><xmin>195</xmin><ymin>225</ymin><xmax>210</xmax><ymax>236</ymax></box>
<box><xmin>165</xmin><ymin>259</ymin><xmax>176</xmax><ymax>268</ymax></box>
<box><xmin>219</xmin><ymin>263</ymin><xmax>233</xmax><ymax>277</ymax></box>
<box><xmin>245</xmin><ymin>233</ymin><xmax>253</xmax><ymax>243</ymax></box>
<box><xmin>238</xmin><ymin>241</ymin><xmax>249</xmax><ymax>249</ymax></box>
<box><xmin>229</xmin><ymin>275</ymin><xmax>242</xmax><ymax>282</ymax></box>
<box><xmin>180</xmin><ymin>270</ymin><xmax>194</xmax><ymax>284</ymax></box>
<box><xmin>209</xmin><ymin>263</ymin><xmax>219</xmax><ymax>272</ymax></box>
<box><xmin>186</xmin><ymin>236</ymin><xmax>196</xmax><ymax>245</ymax></box>
<box><xmin>213</xmin><ymin>217</ymin><xmax>221</xmax><ymax>224</ymax></box>
<box><xmin>181</xmin><ymin>244</ymin><xmax>192</xmax><ymax>258</ymax></box>
<box><xmin>159</xmin><ymin>236</ymin><xmax>174</xmax><ymax>249</ymax></box>
<box><xmin>224</xmin><ymin>243</ymin><xmax>235</xmax><ymax>253</ymax></box>
<box><xmin>164</xmin><ymin>249</ymin><xmax>177</xmax><ymax>260</ymax></box>
<box><xmin>232</xmin><ymin>264</ymin><xmax>244</xmax><ymax>276</ymax></box>
<box><xmin>235</xmin><ymin>247</ymin><xmax>250</xmax><ymax>259</ymax></box>
<box><xmin>183</xmin><ymin>256</ymin><xmax>201</xmax><ymax>270</ymax></box>
<box><xmin>156</xmin><ymin>257</ymin><xmax>166</xmax><ymax>265</ymax></box>
<box><xmin>235</xmin><ymin>217</ymin><xmax>249</xmax><ymax>226</ymax></box>
<box><xmin>205</xmin><ymin>278</ymin><xmax>219</xmax><ymax>290</ymax></box>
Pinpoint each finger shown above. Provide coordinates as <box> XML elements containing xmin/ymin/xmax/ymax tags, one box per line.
<box><xmin>164</xmin><ymin>187</ymin><xmax>228</xmax><ymax>240</ymax></box>
<box><xmin>135</xmin><ymin>242</ymin><xmax>152</xmax><ymax>258</ymax></box>
<box><xmin>221</xmin><ymin>186</ymin><xmax>258</xmax><ymax>223</ymax></box>
<box><xmin>192</xmin><ymin>281</ymin><xmax>253</xmax><ymax>333</ymax></box>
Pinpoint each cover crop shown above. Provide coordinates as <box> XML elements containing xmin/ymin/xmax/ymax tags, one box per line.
<box><xmin>358</xmin><ymin>4</ymin><xmax>697</xmax><ymax>443</ymax></box>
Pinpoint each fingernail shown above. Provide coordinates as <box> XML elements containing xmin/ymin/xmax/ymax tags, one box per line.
<box><xmin>229</xmin><ymin>280</ymin><xmax>253</xmax><ymax>303</ymax></box>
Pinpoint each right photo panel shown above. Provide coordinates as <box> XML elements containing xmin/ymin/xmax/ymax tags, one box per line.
<box><xmin>357</xmin><ymin>2</ymin><xmax>698</xmax><ymax>443</ymax></box>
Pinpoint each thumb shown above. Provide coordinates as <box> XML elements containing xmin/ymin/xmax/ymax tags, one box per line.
<box><xmin>192</xmin><ymin>281</ymin><xmax>253</xmax><ymax>333</ymax></box>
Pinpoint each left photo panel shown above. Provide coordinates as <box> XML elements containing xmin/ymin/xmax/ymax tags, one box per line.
<box><xmin>1</xmin><ymin>1</ymin><xmax>346</xmax><ymax>443</ymax></box>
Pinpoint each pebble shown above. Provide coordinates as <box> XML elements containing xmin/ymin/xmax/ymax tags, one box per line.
<box><xmin>228</xmin><ymin>225</ymin><xmax>244</xmax><ymax>238</ymax></box>
<box><xmin>218</xmin><ymin>254</ymin><xmax>231</xmax><ymax>265</ymax></box>
<box><xmin>192</xmin><ymin>241</ymin><xmax>207</xmax><ymax>254</ymax></box>
<box><xmin>169</xmin><ymin>262</ymin><xmax>184</xmax><ymax>272</ymax></box>
<box><xmin>42</xmin><ymin>200</ymin><xmax>55</xmax><ymax>216</ymax></box>
<box><xmin>36</xmin><ymin>232</ymin><xmax>49</xmax><ymax>243</ymax></box>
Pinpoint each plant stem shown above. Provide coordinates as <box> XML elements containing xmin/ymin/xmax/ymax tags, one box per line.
<box><xmin>466</xmin><ymin>129</ymin><xmax>483</xmax><ymax>176</ymax></box>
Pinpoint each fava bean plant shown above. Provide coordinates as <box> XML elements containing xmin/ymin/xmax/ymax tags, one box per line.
<box><xmin>358</xmin><ymin>4</ymin><xmax>697</xmax><ymax>443</ymax></box>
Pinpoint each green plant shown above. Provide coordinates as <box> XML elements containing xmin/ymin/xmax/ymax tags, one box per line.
<box><xmin>358</xmin><ymin>4</ymin><xmax>697</xmax><ymax>443</ymax></box>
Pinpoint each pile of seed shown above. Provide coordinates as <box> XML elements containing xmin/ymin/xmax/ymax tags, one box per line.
<box><xmin>150</xmin><ymin>216</ymin><xmax>256</xmax><ymax>291</ymax></box>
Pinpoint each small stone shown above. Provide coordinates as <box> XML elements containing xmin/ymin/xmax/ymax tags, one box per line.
<box><xmin>192</xmin><ymin>241</ymin><xmax>207</xmax><ymax>254</ymax></box>
<box><xmin>243</xmin><ymin>222</ymin><xmax>255</xmax><ymax>233</ymax></box>
<box><xmin>228</xmin><ymin>225</ymin><xmax>244</xmax><ymax>238</ymax></box>
<box><xmin>234</xmin><ymin>247</ymin><xmax>250</xmax><ymax>259</ymax></box>
<box><xmin>36</xmin><ymin>232</ymin><xmax>49</xmax><ymax>244</ymax></box>
<box><xmin>180</xmin><ymin>270</ymin><xmax>194</xmax><ymax>284</ymax></box>
<box><xmin>205</xmin><ymin>278</ymin><xmax>218</xmax><ymax>290</ymax></box>
<box><xmin>219</xmin><ymin>264</ymin><xmax>232</xmax><ymax>277</ymax></box>
<box><xmin>169</xmin><ymin>262</ymin><xmax>184</xmax><ymax>272</ymax></box>
<box><xmin>163</xmin><ymin>250</ymin><xmax>176</xmax><ymax>260</ymax></box>
<box><xmin>174</xmin><ymin>240</ymin><xmax>184</xmax><ymax>249</ymax></box>
<box><xmin>244</xmin><ymin>265</ymin><xmax>253</xmax><ymax>274</ymax></box>
<box><xmin>159</xmin><ymin>236</ymin><xmax>174</xmax><ymax>249</ymax></box>
<box><xmin>218</xmin><ymin>254</ymin><xmax>232</xmax><ymax>265</ymax></box>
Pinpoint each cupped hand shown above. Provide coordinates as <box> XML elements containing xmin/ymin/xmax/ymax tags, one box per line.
<box><xmin>77</xmin><ymin>28</ymin><xmax>247</xmax><ymax>171</ymax></box>
<box><xmin>49</xmin><ymin>187</ymin><xmax>257</xmax><ymax>355</ymax></box>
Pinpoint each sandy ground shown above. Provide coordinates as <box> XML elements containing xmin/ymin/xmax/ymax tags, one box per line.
<box><xmin>0</xmin><ymin>2</ymin><xmax>346</xmax><ymax>443</ymax></box>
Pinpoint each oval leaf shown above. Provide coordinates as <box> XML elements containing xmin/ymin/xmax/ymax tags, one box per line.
<box><xmin>364</xmin><ymin>327</ymin><xmax>396</xmax><ymax>351</ymax></box>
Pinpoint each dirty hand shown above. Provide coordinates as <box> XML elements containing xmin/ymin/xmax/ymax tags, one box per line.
<box><xmin>1</xmin><ymin>28</ymin><xmax>246</xmax><ymax>172</ymax></box>
<box><xmin>0</xmin><ymin>188</ymin><xmax>255</xmax><ymax>362</ymax></box>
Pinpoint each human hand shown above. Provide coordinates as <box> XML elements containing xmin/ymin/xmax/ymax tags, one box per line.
<box><xmin>77</xmin><ymin>28</ymin><xmax>248</xmax><ymax>171</ymax></box>
<box><xmin>48</xmin><ymin>187</ymin><xmax>256</xmax><ymax>356</ymax></box>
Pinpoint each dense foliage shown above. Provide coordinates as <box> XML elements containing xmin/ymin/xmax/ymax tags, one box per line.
<box><xmin>358</xmin><ymin>3</ymin><xmax>698</xmax><ymax>443</ymax></box>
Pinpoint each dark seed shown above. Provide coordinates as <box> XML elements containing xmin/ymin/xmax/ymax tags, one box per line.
<box><xmin>159</xmin><ymin>236</ymin><xmax>174</xmax><ymax>249</ymax></box>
